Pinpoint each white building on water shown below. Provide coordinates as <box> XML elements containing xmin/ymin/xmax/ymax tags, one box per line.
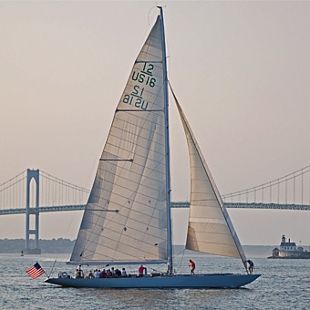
<box><xmin>271</xmin><ymin>235</ymin><xmax>310</xmax><ymax>258</ymax></box>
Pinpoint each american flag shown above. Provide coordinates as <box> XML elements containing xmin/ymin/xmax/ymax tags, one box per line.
<box><xmin>26</xmin><ymin>262</ymin><xmax>45</xmax><ymax>279</ymax></box>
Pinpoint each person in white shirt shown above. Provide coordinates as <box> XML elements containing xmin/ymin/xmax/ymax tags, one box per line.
<box><xmin>121</xmin><ymin>267</ymin><xmax>127</xmax><ymax>277</ymax></box>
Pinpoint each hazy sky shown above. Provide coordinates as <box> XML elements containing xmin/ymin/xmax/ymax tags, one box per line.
<box><xmin>1</xmin><ymin>1</ymin><xmax>310</xmax><ymax>245</ymax></box>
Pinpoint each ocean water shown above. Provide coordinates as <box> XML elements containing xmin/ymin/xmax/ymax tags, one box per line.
<box><xmin>0</xmin><ymin>251</ymin><xmax>309</xmax><ymax>310</ymax></box>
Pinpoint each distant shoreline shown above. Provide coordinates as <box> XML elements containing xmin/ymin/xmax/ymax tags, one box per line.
<box><xmin>0</xmin><ymin>238</ymin><xmax>74</xmax><ymax>254</ymax></box>
<box><xmin>0</xmin><ymin>239</ymin><xmax>281</xmax><ymax>257</ymax></box>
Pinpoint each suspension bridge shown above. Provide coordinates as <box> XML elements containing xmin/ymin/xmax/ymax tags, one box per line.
<box><xmin>1</xmin><ymin>166</ymin><xmax>310</xmax><ymax>253</ymax></box>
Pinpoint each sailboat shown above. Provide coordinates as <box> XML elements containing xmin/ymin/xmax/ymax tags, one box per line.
<box><xmin>46</xmin><ymin>7</ymin><xmax>260</xmax><ymax>289</ymax></box>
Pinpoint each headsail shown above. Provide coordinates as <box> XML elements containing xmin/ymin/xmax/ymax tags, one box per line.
<box><xmin>170</xmin><ymin>86</ymin><xmax>248</xmax><ymax>271</ymax></box>
<box><xmin>70</xmin><ymin>16</ymin><xmax>168</xmax><ymax>265</ymax></box>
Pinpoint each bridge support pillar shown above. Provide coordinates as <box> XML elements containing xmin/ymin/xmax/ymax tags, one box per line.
<box><xmin>24</xmin><ymin>169</ymin><xmax>41</xmax><ymax>254</ymax></box>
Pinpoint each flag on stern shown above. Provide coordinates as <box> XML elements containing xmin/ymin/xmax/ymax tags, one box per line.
<box><xmin>26</xmin><ymin>262</ymin><xmax>45</xmax><ymax>279</ymax></box>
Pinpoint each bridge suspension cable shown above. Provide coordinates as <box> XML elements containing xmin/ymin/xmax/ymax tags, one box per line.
<box><xmin>223</xmin><ymin>164</ymin><xmax>310</xmax><ymax>206</ymax></box>
<box><xmin>39</xmin><ymin>170</ymin><xmax>89</xmax><ymax>193</ymax></box>
<box><xmin>0</xmin><ymin>170</ymin><xmax>26</xmax><ymax>210</ymax></box>
<box><xmin>39</xmin><ymin>170</ymin><xmax>89</xmax><ymax>207</ymax></box>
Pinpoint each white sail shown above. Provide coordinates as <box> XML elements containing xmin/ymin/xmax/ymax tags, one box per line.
<box><xmin>70</xmin><ymin>16</ymin><xmax>168</xmax><ymax>264</ymax></box>
<box><xmin>171</xmin><ymin>88</ymin><xmax>247</xmax><ymax>267</ymax></box>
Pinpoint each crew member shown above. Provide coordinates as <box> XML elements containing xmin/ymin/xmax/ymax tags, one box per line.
<box><xmin>138</xmin><ymin>265</ymin><xmax>146</xmax><ymax>277</ymax></box>
<box><xmin>247</xmin><ymin>259</ymin><xmax>254</xmax><ymax>274</ymax></box>
<box><xmin>188</xmin><ymin>259</ymin><xmax>196</xmax><ymax>274</ymax></box>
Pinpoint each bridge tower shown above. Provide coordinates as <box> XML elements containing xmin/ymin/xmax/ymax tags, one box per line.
<box><xmin>24</xmin><ymin>169</ymin><xmax>41</xmax><ymax>254</ymax></box>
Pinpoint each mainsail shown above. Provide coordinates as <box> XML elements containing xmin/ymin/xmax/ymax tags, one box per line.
<box><xmin>171</xmin><ymin>87</ymin><xmax>248</xmax><ymax>270</ymax></box>
<box><xmin>70</xmin><ymin>16</ymin><xmax>169</xmax><ymax>265</ymax></box>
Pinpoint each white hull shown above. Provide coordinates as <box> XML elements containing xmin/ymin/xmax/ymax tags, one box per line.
<box><xmin>46</xmin><ymin>273</ymin><xmax>260</xmax><ymax>289</ymax></box>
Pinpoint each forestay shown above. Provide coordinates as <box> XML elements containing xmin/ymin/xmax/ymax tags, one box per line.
<box><xmin>70</xmin><ymin>16</ymin><xmax>168</xmax><ymax>265</ymax></box>
<box><xmin>171</xmin><ymin>88</ymin><xmax>247</xmax><ymax>268</ymax></box>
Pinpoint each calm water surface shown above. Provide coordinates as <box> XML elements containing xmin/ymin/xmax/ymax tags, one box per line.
<box><xmin>0</xmin><ymin>252</ymin><xmax>309</xmax><ymax>309</ymax></box>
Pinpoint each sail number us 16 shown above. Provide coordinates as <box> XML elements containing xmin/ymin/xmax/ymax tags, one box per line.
<box><xmin>131</xmin><ymin>63</ymin><xmax>156</xmax><ymax>88</ymax></box>
<box><xmin>122</xmin><ymin>62</ymin><xmax>157</xmax><ymax>110</ymax></box>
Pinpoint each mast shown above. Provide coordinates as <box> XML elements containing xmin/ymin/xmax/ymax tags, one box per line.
<box><xmin>158</xmin><ymin>6</ymin><xmax>173</xmax><ymax>274</ymax></box>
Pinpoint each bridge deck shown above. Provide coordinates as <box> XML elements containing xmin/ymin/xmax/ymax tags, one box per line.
<box><xmin>1</xmin><ymin>202</ymin><xmax>310</xmax><ymax>216</ymax></box>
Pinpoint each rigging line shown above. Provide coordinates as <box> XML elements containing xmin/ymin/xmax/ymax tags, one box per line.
<box><xmin>78</xmin><ymin>234</ymin><xmax>163</xmax><ymax>263</ymax></box>
<box><xmin>116</xmin><ymin>109</ymin><xmax>164</xmax><ymax>112</ymax></box>
<box><xmin>176</xmin><ymin>247</ymin><xmax>186</xmax><ymax>273</ymax></box>
<box><xmin>84</xmin><ymin>222</ymin><xmax>166</xmax><ymax>258</ymax></box>
<box><xmin>136</xmin><ymin>149</ymin><xmax>169</xmax><ymax>235</ymax></box>
<box><xmin>109</xmin><ymin>123</ymin><xmax>165</xmax><ymax>145</ymax></box>
<box><xmin>94</xmin><ymin>170</ymin><xmax>163</xmax><ymax>194</ymax></box>
<box><xmin>114</xmin><ymin>109</ymin><xmax>165</xmax><ymax>128</ymax></box>
<box><xmin>100</xmin><ymin>151</ymin><xmax>165</xmax><ymax>172</ymax></box>
<box><xmin>47</xmin><ymin>259</ymin><xmax>57</xmax><ymax>279</ymax></box>
<box><xmin>114</xmin><ymin>121</ymin><xmax>159</xmax><ymax>252</ymax></box>
<box><xmin>89</xmin><ymin>177</ymin><xmax>167</xmax><ymax>206</ymax></box>
<box><xmin>99</xmin><ymin>156</ymin><xmax>167</xmax><ymax>182</ymax></box>
<box><xmin>301</xmin><ymin>170</ymin><xmax>304</xmax><ymax>205</ymax></box>
<box><xmin>87</xmin><ymin>188</ymin><xmax>167</xmax><ymax>233</ymax></box>
<box><xmin>106</xmin><ymin>136</ymin><xmax>166</xmax><ymax>160</ymax></box>
<box><xmin>88</xmin><ymin>209</ymin><xmax>119</xmax><ymax>212</ymax></box>
<box><xmin>98</xmin><ymin>163</ymin><xmax>164</xmax><ymax>186</ymax></box>
<box><xmin>88</xmin><ymin>188</ymin><xmax>165</xmax><ymax>220</ymax></box>
<box><xmin>135</xmin><ymin>60</ymin><xmax>163</xmax><ymax>63</ymax></box>
<box><xmin>107</xmin><ymin>126</ymin><xmax>165</xmax><ymax>147</ymax></box>
<box><xmin>89</xmin><ymin>200</ymin><xmax>165</xmax><ymax>232</ymax></box>
<box><xmin>99</xmin><ymin>159</ymin><xmax>133</xmax><ymax>162</ymax></box>
<box><xmin>108</xmin><ymin>198</ymin><xmax>166</xmax><ymax>232</ymax></box>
